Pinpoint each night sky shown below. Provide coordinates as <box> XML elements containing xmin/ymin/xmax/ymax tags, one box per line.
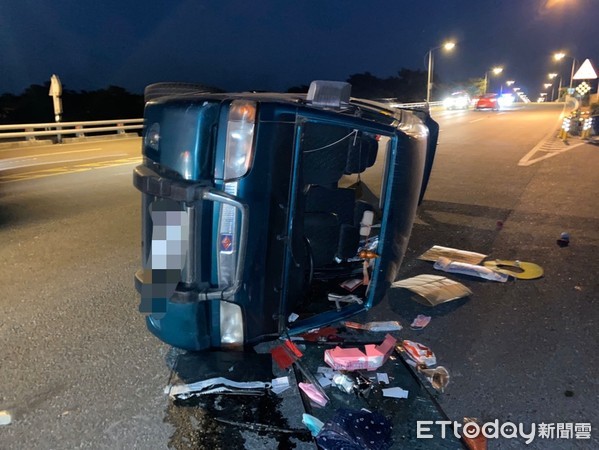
<box><xmin>1</xmin><ymin>0</ymin><xmax>597</xmax><ymax>99</ymax></box>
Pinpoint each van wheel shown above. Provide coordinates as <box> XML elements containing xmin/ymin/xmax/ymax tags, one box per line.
<box><xmin>144</xmin><ymin>82</ymin><xmax>220</xmax><ymax>103</ymax></box>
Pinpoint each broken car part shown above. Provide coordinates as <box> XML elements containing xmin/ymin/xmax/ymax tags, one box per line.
<box><xmin>482</xmin><ymin>259</ymin><xmax>544</xmax><ymax>280</ymax></box>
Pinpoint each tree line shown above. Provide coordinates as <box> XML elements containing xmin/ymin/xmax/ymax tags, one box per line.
<box><xmin>0</xmin><ymin>70</ymin><xmax>479</xmax><ymax>124</ymax></box>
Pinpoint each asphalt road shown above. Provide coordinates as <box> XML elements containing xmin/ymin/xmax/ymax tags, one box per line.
<box><xmin>0</xmin><ymin>103</ymin><xmax>597</xmax><ymax>449</ymax></box>
<box><xmin>365</xmin><ymin>103</ymin><xmax>599</xmax><ymax>449</ymax></box>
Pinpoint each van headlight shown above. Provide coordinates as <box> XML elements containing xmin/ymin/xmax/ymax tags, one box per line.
<box><xmin>220</xmin><ymin>301</ymin><xmax>244</xmax><ymax>347</ymax></box>
<box><xmin>224</xmin><ymin>100</ymin><xmax>256</xmax><ymax>181</ymax></box>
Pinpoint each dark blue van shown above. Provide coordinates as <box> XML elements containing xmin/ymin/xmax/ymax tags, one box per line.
<box><xmin>133</xmin><ymin>81</ymin><xmax>438</xmax><ymax>351</ymax></box>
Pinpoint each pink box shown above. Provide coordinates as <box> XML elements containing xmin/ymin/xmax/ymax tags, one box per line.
<box><xmin>324</xmin><ymin>334</ymin><xmax>397</xmax><ymax>371</ymax></box>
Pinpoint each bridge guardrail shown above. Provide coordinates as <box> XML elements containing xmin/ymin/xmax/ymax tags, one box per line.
<box><xmin>0</xmin><ymin>102</ymin><xmax>443</xmax><ymax>145</ymax></box>
<box><xmin>0</xmin><ymin>119</ymin><xmax>143</xmax><ymax>143</ymax></box>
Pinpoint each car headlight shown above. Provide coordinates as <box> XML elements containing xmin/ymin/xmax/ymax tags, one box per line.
<box><xmin>224</xmin><ymin>100</ymin><xmax>256</xmax><ymax>180</ymax></box>
<box><xmin>145</xmin><ymin>122</ymin><xmax>160</xmax><ymax>151</ymax></box>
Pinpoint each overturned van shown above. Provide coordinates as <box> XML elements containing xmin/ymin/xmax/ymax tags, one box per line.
<box><xmin>133</xmin><ymin>81</ymin><xmax>439</xmax><ymax>351</ymax></box>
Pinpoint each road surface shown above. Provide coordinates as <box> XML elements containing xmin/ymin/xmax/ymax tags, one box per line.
<box><xmin>0</xmin><ymin>103</ymin><xmax>597</xmax><ymax>449</ymax></box>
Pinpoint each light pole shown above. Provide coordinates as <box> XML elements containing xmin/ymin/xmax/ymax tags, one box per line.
<box><xmin>544</xmin><ymin>83</ymin><xmax>553</xmax><ymax>101</ymax></box>
<box><xmin>548</xmin><ymin>73</ymin><xmax>561</xmax><ymax>101</ymax></box>
<box><xmin>503</xmin><ymin>80</ymin><xmax>515</xmax><ymax>95</ymax></box>
<box><xmin>483</xmin><ymin>66</ymin><xmax>503</xmax><ymax>94</ymax></box>
<box><xmin>426</xmin><ymin>41</ymin><xmax>455</xmax><ymax>103</ymax></box>
<box><xmin>553</xmin><ymin>52</ymin><xmax>577</xmax><ymax>89</ymax></box>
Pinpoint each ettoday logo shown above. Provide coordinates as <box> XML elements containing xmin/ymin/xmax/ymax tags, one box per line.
<box><xmin>417</xmin><ymin>420</ymin><xmax>592</xmax><ymax>445</ymax></box>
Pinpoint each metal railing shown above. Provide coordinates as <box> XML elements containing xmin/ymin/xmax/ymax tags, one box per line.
<box><xmin>0</xmin><ymin>101</ymin><xmax>444</xmax><ymax>145</ymax></box>
<box><xmin>0</xmin><ymin>119</ymin><xmax>143</xmax><ymax>142</ymax></box>
<box><xmin>390</xmin><ymin>101</ymin><xmax>444</xmax><ymax>109</ymax></box>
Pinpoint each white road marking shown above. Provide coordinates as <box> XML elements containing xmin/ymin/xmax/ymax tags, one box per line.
<box><xmin>469</xmin><ymin>118</ymin><xmax>484</xmax><ymax>123</ymax></box>
<box><xmin>0</xmin><ymin>153</ymin><xmax>126</xmax><ymax>170</ymax></box>
<box><xmin>0</xmin><ymin>147</ymin><xmax>102</xmax><ymax>162</ymax></box>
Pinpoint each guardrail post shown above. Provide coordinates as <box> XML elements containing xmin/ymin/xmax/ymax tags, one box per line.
<box><xmin>55</xmin><ymin>125</ymin><xmax>62</xmax><ymax>144</ymax></box>
<box><xmin>117</xmin><ymin>122</ymin><xmax>125</xmax><ymax>135</ymax></box>
<box><xmin>25</xmin><ymin>128</ymin><xmax>36</xmax><ymax>142</ymax></box>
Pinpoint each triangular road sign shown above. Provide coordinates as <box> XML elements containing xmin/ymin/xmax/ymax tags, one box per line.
<box><xmin>573</xmin><ymin>59</ymin><xmax>597</xmax><ymax>80</ymax></box>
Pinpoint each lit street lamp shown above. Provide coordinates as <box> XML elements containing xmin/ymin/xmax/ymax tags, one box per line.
<box><xmin>483</xmin><ymin>66</ymin><xmax>503</xmax><ymax>94</ymax></box>
<box><xmin>553</xmin><ymin>52</ymin><xmax>577</xmax><ymax>89</ymax></box>
<box><xmin>426</xmin><ymin>41</ymin><xmax>456</xmax><ymax>103</ymax></box>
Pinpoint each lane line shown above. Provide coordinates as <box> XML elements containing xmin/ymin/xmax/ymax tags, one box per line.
<box><xmin>0</xmin><ymin>148</ymin><xmax>102</xmax><ymax>162</ymax></box>
<box><xmin>0</xmin><ymin>153</ymin><xmax>127</xmax><ymax>170</ymax></box>
<box><xmin>0</xmin><ymin>157</ymin><xmax>141</xmax><ymax>184</ymax></box>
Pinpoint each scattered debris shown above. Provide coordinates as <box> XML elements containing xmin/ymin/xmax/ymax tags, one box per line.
<box><xmin>376</xmin><ymin>372</ymin><xmax>390</xmax><ymax>384</ymax></box>
<box><xmin>298</xmin><ymin>326</ymin><xmax>341</xmax><ymax>343</ymax></box>
<box><xmin>574</xmin><ymin>285</ymin><xmax>582</xmax><ymax>291</ymax></box>
<box><xmin>344</xmin><ymin>320</ymin><xmax>403</xmax><ymax>332</ymax></box>
<box><xmin>419</xmin><ymin>245</ymin><xmax>487</xmax><ymax>264</ymax></box>
<box><xmin>434</xmin><ymin>257</ymin><xmax>509</xmax><ymax>282</ymax></box>
<box><xmin>0</xmin><ymin>410</ymin><xmax>11</xmax><ymax>426</ymax></box>
<box><xmin>418</xmin><ymin>366</ymin><xmax>450</xmax><ymax>392</ymax></box>
<box><xmin>324</xmin><ymin>334</ymin><xmax>397</xmax><ymax>371</ymax></box>
<box><xmin>166</xmin><ymin>377</ymin><xmax>271</xmax><ymax>399</ymax></box>
<box><xmin>288</xmin><ymin>312</ymin><xmax>299</xmax><ymax>323</ymax></box>
<box><xmin>328</xmin><ymin>293</ymin><xmax>363</xmax><ymax>311</ymax></box>
<box><xmin>302</xmin><ymin>413</ymin><xmax>324</xmax><ymax>437</ymax></box>
<box><xmin>399</xmin><ymin>340</ymin><xmax>437</xmax><ymax>367</ymax></box>
<box><xmin>410</xmin><ymin>314</ymin><xmax>431</xmax><ymax>330</ymax></box>
<box><xmin>557</xmin><ymin>232</ymin><xmax>570</xmax><ymax>247</ymax></box>
<box><xmin>271</xmin><ymin>339</ymin><xmax>303</xmax><ymax>370</ymax></box>
<box><xmin>392</xmin><ymin>274</ymin><xmax>472</xmax><ymax>306</ymax></box>
<box><xmin>316</xmin><ymin>408</ymin><xmax>393</xmax><ymax>450</ymax></box>
<box><xmin>271</xmin><ymin>376</ymin><xmax>291</xmax><ymax>394</ymax></box>
<box><xmin>382</xmin><ymin>387</ymin><xmax>409</xmax><ymax>399</ymax></box>
<box><xmin>298</xmin><ymin>382</ymin><xmax>328</xmax><ymax>407</ymax></box>
<box><xmin>496</xmin><ymin>220</ymin><xmax>504</xmax><ymax>230</ymax></box>
<box><xmin>340</xmin><ymin>278</ymin><xmax>363</xmax><ymax>292</ymax></box>
<box><xmin>483</xmin><ymin>260</ymin><xmax>544</xmax><ymax>280</ymax></box>
<box><xmin>332</xmin><ymin>373</ymin><xmax>355</xmax><ymax>394</ymax></box>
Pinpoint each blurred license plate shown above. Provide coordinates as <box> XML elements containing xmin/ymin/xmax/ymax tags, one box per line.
<box><xmin>150</xmin><ymin>200</ymin><xmax>190</xmax><ymax>270</ymax></box>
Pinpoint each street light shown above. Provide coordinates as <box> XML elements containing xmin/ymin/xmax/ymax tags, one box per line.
<box><xmin>543</xmin><ymin>82</ymin><xmax>555</xmax><ymax>101</ymax></box>
<box><xmin>548</xmin><ymin>72</ymin><xmax>562</xmax><ymax>101</ymax></box>
<box><xmin>483</xmin><ymin>66</ymin><xmax>503</xmax><ymax>94</ymax></box>
<box><xmin>553</xmin><ymin>52</ymin><xmax>577</xmax><ymax>89</ymax></box>
<box><xmin>426</xmin><ymin>41</ymin><xmax>456</xmax><ymax>103</ymax></box>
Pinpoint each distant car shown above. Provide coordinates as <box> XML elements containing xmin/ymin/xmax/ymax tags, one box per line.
<box><xmin>443</xmin><ymin>91</ymin><xmax>470</xmax><ymax>110</ymax></box>
<box><xmin>498</xmin><ymin>93</ymin><xmax>515</xmax><ymax>108</ymax></box>
<box><xmin>475</xmin><ymin>93</ymin><xmax>499</xmax><ymax>110</ymax></box>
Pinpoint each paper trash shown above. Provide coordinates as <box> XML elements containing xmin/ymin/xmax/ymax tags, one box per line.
<box><xmin>419</xmin><ymin>245</ymin><xmax>487</xmax><ymax>264</ymax></box>
<box><xmin>401</xmin><ymin>340</ymin><xmax>437</xmax><ymax>367</ymax></box>
<box><xmin>434</xmin><ymin>257</ymin><xmax>509</xmax><ymax>282</ymax></box>
<box><xmin>344</xmin><ymin>320</ymin><xmax>402</xmax><ymax>332</ymax></box>
<box><xmin>382</xmin><ymin>387</ymin><xmax>409</xmax><ymax>399</ymax></box>
<box><xmin>392</xmin><ymin>274</ymin><xmax>472</xmax><ymax>306</ymax></box>
<box><xmin>271</xmin><ymin>376</ymin><xmax>291</xmax><ymax>394</ymax></box>
<box><xmin>324</xmin><ymin>334</ymin><xmax>397</xmax><ymax>371</ymax></box>
<box><xmin>410</xmin><ymin>314</ymin><xmax>431</xmax><ymax>330</ymax></box>
<box><xmin>0</xmin><ymin>410</ymin><xmax>11</xmax><ymax>426</ymax></box>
